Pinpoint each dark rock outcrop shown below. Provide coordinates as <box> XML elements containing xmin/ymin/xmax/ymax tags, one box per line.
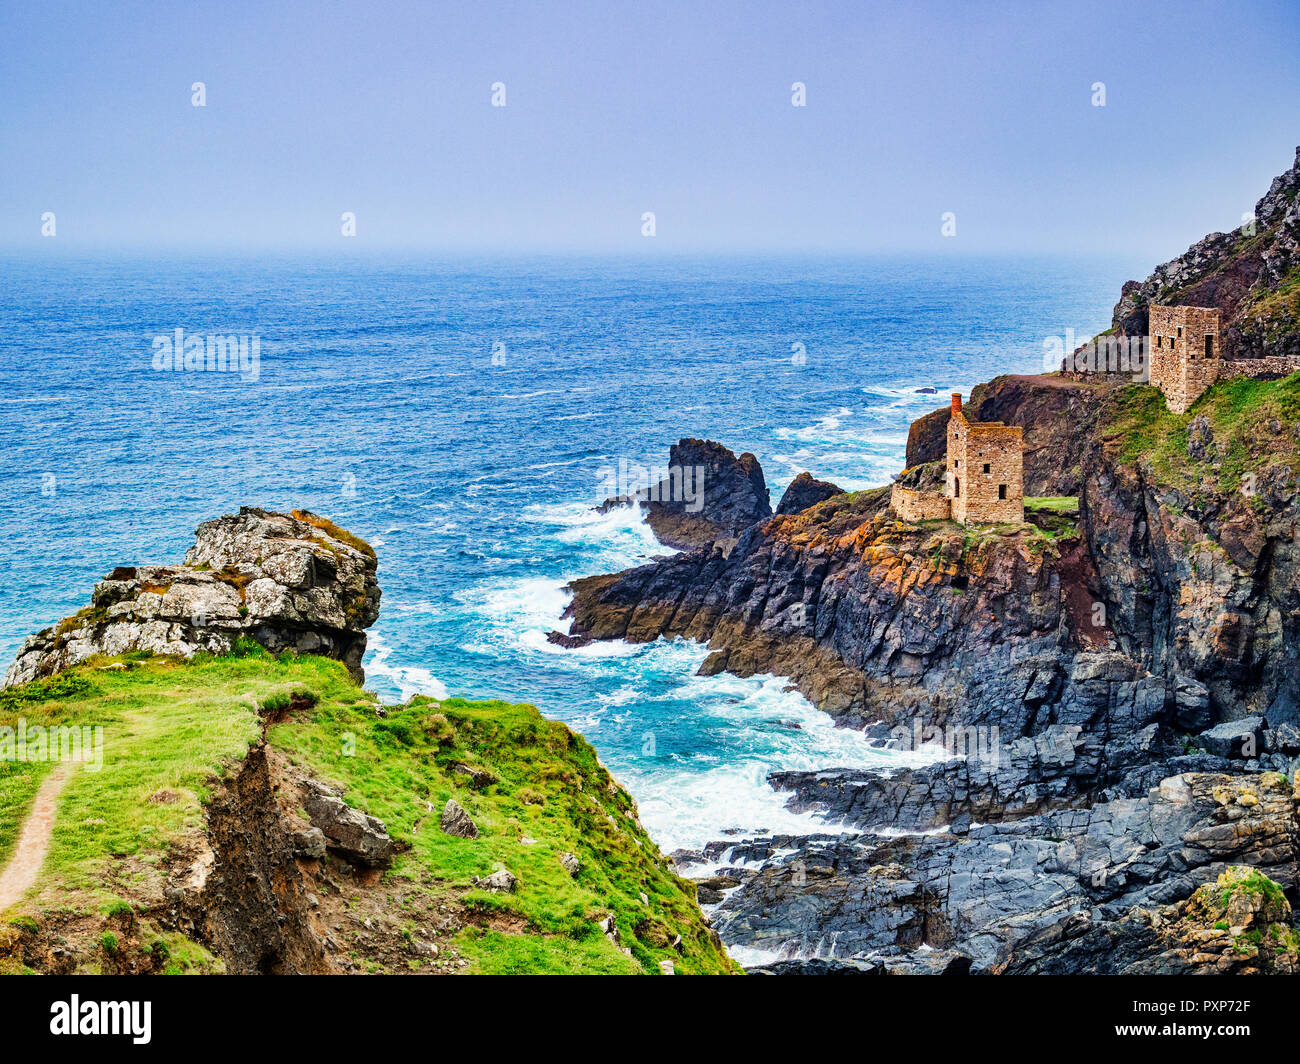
<box><xmin>703</xmin><ymin>771</ymin><xmax>1299</xmax><ymax>974</ymax></box>
<box><xmin>562</xmin><ymin>367</ymin><xmax>1300</xmax><ymax>972</ymax></box>
<box><xmin>776</xmin><ymin>472</ymin><xmax>844</xmax><ymax>515</ymax></box>
<box><xmin>1186</xmin><ymin>414</ymin><xmax>1216</xmax><ymax>461</ymax></box>
<box><xmin>557</xmin><ymin>151</ymin><xmax>1300</xmax><ymax>974</ymax></box>
<box><xmin>601</xmin><ymin>438</ymin><xmax>772</xmax><ymax>550</ymax></box>
<box><xmin>187</xmin><ymin>743</ymin><xmax>332</xmax><ymax>974</ymax></box>
<box><xmin>3</xmin><ymin>507</ymin><xmax>381</xmax><ymax>686</ymax></box>
<box><xmin>567</xmin><ymin>477</ymin><xmax>1111</xmax><ymax>735</ymax></box>
<box><xmin>1079</xmin><ymin>409</ymin><xmax>1300</xmax><ymax>728</ymax></box>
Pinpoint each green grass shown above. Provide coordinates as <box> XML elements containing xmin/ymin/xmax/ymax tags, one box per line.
<box><xmin>947</xmin><ymin>511</ymin><xmax>1076</xmax><ymax>555</ymax></box>
<box><xmin>1106</xmin><ymin>374</ymin><xmax>1300</xmax><ymax>497</ymax></box>
<box><xmin>1025</xmin><ymin>496</ymin><xmax>1079</xmax><ymax>515</ymax></box>
<box><xmin>0</xmin><ymin>674</ymin><xmax>106</xmax><ymax>866</ymax></box>
<box><xmin>457</xmin><ymin>930</ymin><xmax>641</xmax><ymax>974</ymax></box>
<box><xmin>1023</xmin><ymin>496</ymin><xmax>1081</xmax><ymax>544</ymax></box>
<box><xmin>0</xmin><ymin>650</ymin><xmax>308</xmax><ymax>900</ymax></box>
<box><xmin>0</xmin><ymin>647</ymin><xmax>735</xmax><ymax>975</ymax></box>
<box><xmin>272</xmin><ymin>690</ymin><xmax>736</xmax><ymax>974</ymax></box>
<box><xmin>1218</xmin><ymin>868</ymin><xmax>1288</xmax><ymax>911</ymax></box>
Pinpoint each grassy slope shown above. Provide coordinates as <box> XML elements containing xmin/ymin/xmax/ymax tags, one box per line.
<box><xmin>0</xmin><ymin>647</ymin><xmax>735</xmax><ymax>975</ymax></box>
<box><xmin>1105</xmin><ymin>372</ymin><xmax>1300</xmax><ymax>498</ymax></box>
<box><xmin>1</xmin><ymin>664</ymin><xmax>265</xmax><ymax>875</ymax></box>
<box><xmin>0</xmin><ymin>677</ymin><xmax>65</xmax><ymax>865</ymax></box>
<box><xmin>271</xmin><ymin>687</ymin><xmax>736</xmax><ymax>974</ymax></box>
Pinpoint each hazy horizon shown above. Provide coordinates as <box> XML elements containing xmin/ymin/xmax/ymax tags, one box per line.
<box><xmin>2</xmin><ymin>0</ymin><xmax>1296</xmax><ymax>261</ymax></box>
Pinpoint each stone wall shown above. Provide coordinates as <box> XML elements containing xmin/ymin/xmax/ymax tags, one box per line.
<box><xmin>1221</xmin><ymin>357</ymin><xmax>1300</xmax><ymax>380</ymax></box>
<box><xmin>947</xmin><ymin>402</ymin><xmax>1024</xmax><ymax>525</ymax></box>
<box><xmin>890</xmin><ymin>483</ymin><xmax>951</xmax><ymax>522</ymax></box>
<box><xmin>1149</xmin><ymin>305</ymin><xmax>1221</xmax><ymax>413</ymax></box>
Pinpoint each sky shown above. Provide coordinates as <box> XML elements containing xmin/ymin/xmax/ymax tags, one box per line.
<box><xmin>0</xmin><ymin>0</ymin><xmax>1296</xmax><ymax>258</ymax></box>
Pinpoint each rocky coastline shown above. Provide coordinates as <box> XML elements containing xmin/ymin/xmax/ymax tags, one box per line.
<box><xmin>0</xmin><ymin>508</ymin><xmax>735</xmax><ymax>976</ymax></box>
<box><xmin>554</xmin><ymin>149</ymin><xmax>1300</xmax><ymax>974</ymax></box>
<box><xmin>6</xmin><ymin>147</ymin><xmax>1299</xmax><ymax>979</ymax></box>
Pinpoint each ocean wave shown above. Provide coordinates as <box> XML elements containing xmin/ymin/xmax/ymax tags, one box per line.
<box><xmin>497</xmin><ymin>386</ymin><xmax>593</xmax><ymax>400</ymax></box>
<box><xmin>611</xmin><ymin>661</ymin><xmax>942</xmax><ymax>850</ymax></box>
<box><xmin>435</xmin><ymin>497</ymin><xmax>944</xmax><ymax>847</ymax></box>
<box><xmin>364</xmin><ymin>631</ymin><xmax>449</xmax><ymax>703</ymax></box>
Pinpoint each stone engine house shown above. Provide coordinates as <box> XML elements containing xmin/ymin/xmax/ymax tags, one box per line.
<box><xmin>890</xmin><ymin>393</ymin><xmax>1024</xmax><ymax>526</ymax></box>
<box><xmin>1148</xmin><ymin>304</ymin><xmax>1221</xmax><ymax>414</ymax></box>
<box><xmin>946</xmin><ymin>393</ymin><xmax>1024</xmax><ymax>525</ymax></box>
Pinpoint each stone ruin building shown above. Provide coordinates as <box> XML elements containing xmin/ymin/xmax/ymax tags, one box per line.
<box><xmin>1148</xmin><ymin>304</ymin><xmax>1222</xmax><ymax>414</ymax></box>
<box><xmin>890</xmin><ymin>393</ymin><xmax>1024</xmax><ymax>526</ymax></box>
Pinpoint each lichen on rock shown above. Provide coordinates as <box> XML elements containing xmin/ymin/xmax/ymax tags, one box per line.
<box><xmin>3</xmin><ymin>507</ymin><xmax>380</xmax><ymax>688</ymax></box>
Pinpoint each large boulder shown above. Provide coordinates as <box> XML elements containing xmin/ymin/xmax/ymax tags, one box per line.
<box><xmin>302</xmin><ymin>781</ymin><xmax>395</xmax><ymax>868</ymax></box>
<box><xmin>776</xmin><ymin>472</ymin><xmax>844</xmax><ymax>515</ymax></box>
<box><xmin>1198</xmin><ymin>716</ymin><xmax>1265</xmax><ymax>759</ymax></box>
<box><xmin>441</xmin><ymin>799</ymin><xmax>479</xmax><ymax>839</ymax></box>
<box><xmin>3</xmin><ymin>507</ymin><xmax>381</xmax><ymax>687</ymax></box>
<box><xmin>475</xmin><ymin>868</ymin><xmax>517</xmax><ymax>893</ymax></box>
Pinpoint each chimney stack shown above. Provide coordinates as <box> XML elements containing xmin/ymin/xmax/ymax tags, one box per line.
<box><xmin>951</xmin><ymin>393</ymin><xmax>962</xmax><ymax>415</ymax></box>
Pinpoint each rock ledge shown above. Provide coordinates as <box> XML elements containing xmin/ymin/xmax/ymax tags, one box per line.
<box><xmin>4</xmin><ymin>507</ymin><xmax>380</xmax><ymax>688</ymax></box>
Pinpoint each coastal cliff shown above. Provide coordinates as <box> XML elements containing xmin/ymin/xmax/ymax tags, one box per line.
<box><xmin>557</xmin><ymin>150</ymin><xmax>1300</xmax><ymax>973</ymax></box>
<box><xmin>0</xmin><ymin>511</ymin><xmax>734</xmax><ymax>976</ymax></box>
<box><xmin>1110</xmin><ymin>145</ymin><xmax>1300</xmax><ymax>362</ymax></box>
<box><xmin>564</xmin><ymin>380</ymin><xmax>1300</xmax><ymax>972</ymax></box>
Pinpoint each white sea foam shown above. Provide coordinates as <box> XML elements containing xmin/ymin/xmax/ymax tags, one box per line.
<box><xmin>365</xmin><ymin>631</ymin><xmax>449</xmax><ymax>702</ymax></box>
<box><xmin>367</xmin><ymin>484</ymin><xmax>944</xmax><ymax>852</ymax></box>
<box><xmin>613</xmin><ymin>665</ymin><xmax>938</xmax><ymax>851</ymax></box>
<box><xmin>722</xmin><ymin>943</ymin><xmax>785</xmax><ymax>968</ymax></box>
<box><xmin>521</xmin><ymin>497</ymin><xmax>671</xmax><ymax>570</ymax></box>
<box><xmin>456</xmin><ymin>539</ymin><xmax>941</xmax><ymax>850</ymax></box>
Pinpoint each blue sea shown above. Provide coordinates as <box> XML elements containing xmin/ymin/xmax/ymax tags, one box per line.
<box><xmin>0</xmin><ymin>253</ymin><xmax>1133</xmax><ymax>849</ymax></box>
